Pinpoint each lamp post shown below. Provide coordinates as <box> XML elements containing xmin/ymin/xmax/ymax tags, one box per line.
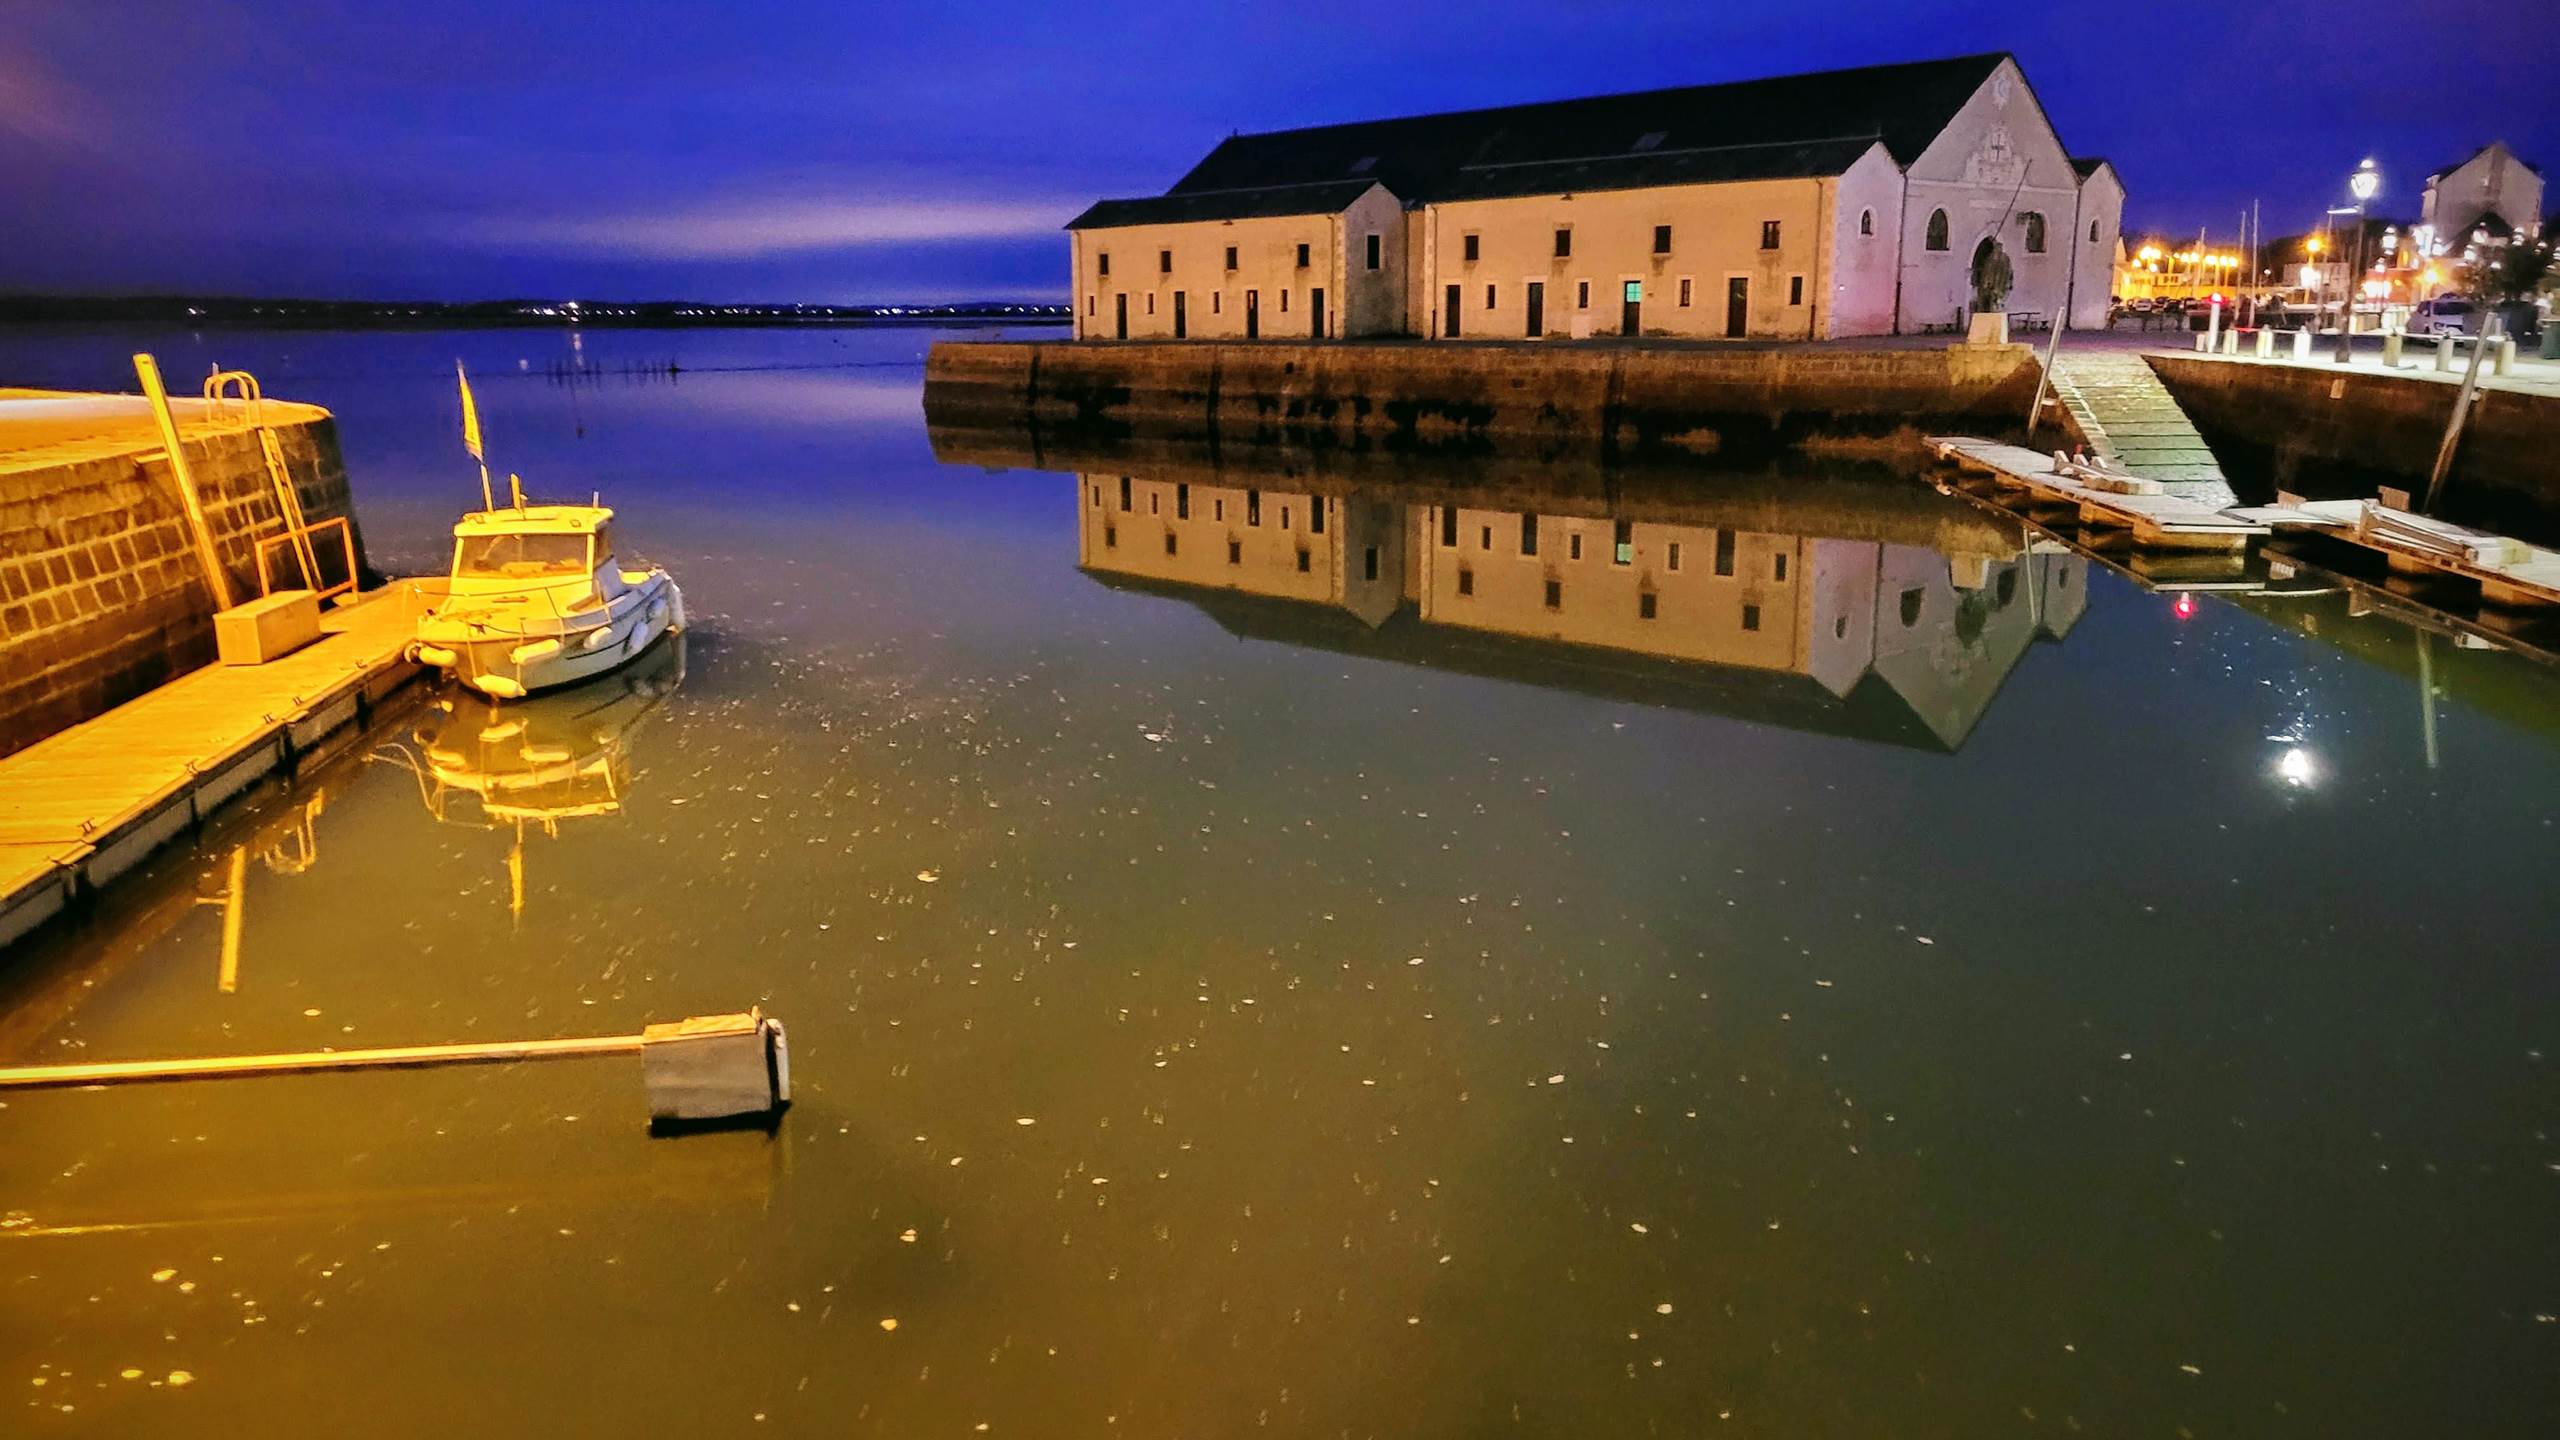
<box><xmin>2337</xmin><ymin>158</ymin><xmax>2379</xmax><ymax>363</ymax></box>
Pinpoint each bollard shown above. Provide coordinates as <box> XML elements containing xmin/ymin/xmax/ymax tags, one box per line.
<box><xmin>2495</xmin><ymin>337</ymin><xmax>2515</xmax><ymax>377</ymax></box>
<box><xmin>2194</xmin><ymin>332</ymin><xmax>2210</xmax><ymax>353</ymax></box>
<box><xmin>2437</xmin><ymin>337</ymin><xmax>2456</xmax><ymax>373</ymax></box>
<box><xmin>2291</xmin><ymin>329</ymin><xmax>2312</xmax><ymax>360</ymax></box>
<box><xmin>2255</xmin><ymin>328</ymin><xmax>2275</xmax><ymax>359</ymax></box>
<box><xmin>2383</xmin><ymin>332</ymin><xmax>2403</xmax><ymax>369</ymax></box>
<box><xmin>0</xmin><ymin>1009</ymin><xmax>791</xmax><ymax>1129</ymax></box>
<box><xmin>2219</xmin><ymin>329</ymin><xmax>2239</xmax><ymax>355</ymax></box>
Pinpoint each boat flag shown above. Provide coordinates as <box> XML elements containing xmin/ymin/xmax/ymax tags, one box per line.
<box><xmin>457</xmin><ymin>360</ymin><xmax>484</xmax><ymax>460</ymax></box>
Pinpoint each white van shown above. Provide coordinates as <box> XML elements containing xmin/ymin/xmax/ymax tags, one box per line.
<box><xmin>2407</xmin><ymin>297</ymin><xmax>2478</xmax><ymax>338</ymax></box>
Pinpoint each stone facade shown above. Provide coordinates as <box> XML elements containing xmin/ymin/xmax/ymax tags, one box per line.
<box><xmin>0</xmin><ymin>414</ymin><xmax>364</xmax><ymax>757</ymax></box>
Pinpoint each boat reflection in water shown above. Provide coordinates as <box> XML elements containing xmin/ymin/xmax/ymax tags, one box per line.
<box><xmin>1056</xmin><ymin>461</ymin><xmax>2081</xmax><ymax>752</ymax></box>
<box><xmin>375</xmin><ymin>633</ymin><xmax>686</xmax><ymax>915</ymax></box>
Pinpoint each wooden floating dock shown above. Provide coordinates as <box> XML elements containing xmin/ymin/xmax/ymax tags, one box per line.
<box><xmin>1926</xmin><ymin>437</ymin><xmax>2263</xmax><ymax>551</ymax></box>
<box><xmin>2233</xmin><ymin>499</ymin><xmax>2560</xmax><ymax>611</ymax></box>
<box><xmin>0</xmin><ymin>580</ymin><xmax>436</xmax><ymax>949</ymax></box>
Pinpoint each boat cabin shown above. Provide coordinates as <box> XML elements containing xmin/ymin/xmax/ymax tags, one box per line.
<box><xmin>448</xmin><ymin>504</ymin><xmax>633</xmax><ymax>603</ymax></box>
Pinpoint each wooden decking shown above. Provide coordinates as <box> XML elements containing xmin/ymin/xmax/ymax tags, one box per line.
<box><xmin>1927</xmin><ymin>438</ymin><xmax>2263</xmax><ymax>550</ymax></box>
<box><xmin>0</xmin><ymin>580</ymin><xmax>435</xmax><ymax>948</ymax></box>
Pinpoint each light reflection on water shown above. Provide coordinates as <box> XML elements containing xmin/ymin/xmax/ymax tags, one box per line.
<box><xmin>0</xmin><ymin>327</ymin><xmax>2555</xmax><ymax>1437</ymax></box>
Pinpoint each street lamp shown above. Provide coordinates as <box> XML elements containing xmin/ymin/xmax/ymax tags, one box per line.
<box><xmin>2338</xmin><ymin>158</ymin><xmax>2379</xmax><ymax>363</ymax></box>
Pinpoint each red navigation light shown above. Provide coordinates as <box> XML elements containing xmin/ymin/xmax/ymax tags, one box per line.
<box><xmin>2174</xmin><ymin>593</ymin><xmax>2197</xmax><ymax>619</ymax></box>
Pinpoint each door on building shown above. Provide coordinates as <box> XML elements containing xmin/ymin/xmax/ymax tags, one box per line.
<box><xmin>1444</xmin><ymin>284</ymin><xmax>1462</xmax><ymax>338</ymax></box>
<box><xmin>1114</xmin><ymin>293</ymin><xmax>1128</xmax><ymax>340</ymax></box>
<box><xmin>1173</xmin><ymin>291</ymin><xmax>1187</xmax><ymax>339</ymax></box>
<box><xmin>1724</xmin><ymin>278</ymin><xmax>1748</xmax><ymax>338</ymax></box>
<box><xmin>1525</xmin><ymin>281</ymin><xmax>1544</xmax><ymax>337</ymax></box>
<box><xmin>1621</xmin><ymin>280</ymin><xmax>1643</xmax><ymax>336</ymax></box>
<box><xmin>1309</xmin><ymin>287</ymin><xmax>1325</xmax><ymax>339</ymax></box>
<box><xmin>1245</xmin><ymin>289</ymin><xmax>1259</xmax><ymax>339</ymax></box>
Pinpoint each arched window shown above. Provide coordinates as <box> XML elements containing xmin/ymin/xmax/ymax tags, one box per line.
<box><xmin>2023</xmin><ymin>212</ymin><xmax>2047</xmax><ymax>253</ymax></box>
<box><xmin>1859</xmin><ymin>208</ymin><xmax>1874</xmax><ymax>237</ymax></box>
<box><xmin>2088</xmin><ymin>219</ymin><xmax>2100</xmax><ymax>242</ymax></box>
<box><xmin>1924</xmin><ymin>209</ymin><xmax>1950</xmax><ymax>252</ymax></box>
<box><xmin>1900</xmin><ymin>588</ymin><xmax>1925</xmax><ymax>627</ymax></box>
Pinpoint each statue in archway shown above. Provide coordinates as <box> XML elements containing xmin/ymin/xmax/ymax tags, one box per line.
<box><xmin>1970</xmin><ymin>237</ymin><xmax>2014</xmax><ymax>315</ymax></box>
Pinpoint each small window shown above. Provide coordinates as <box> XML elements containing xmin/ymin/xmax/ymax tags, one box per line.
<box><xmin>1900</xmin><ymin>587</ymin><xmax>1925</xmax><ymax>626</ymax></box>
<box><xmin>2023</xmin><ymin>212</ymin><xmax>2048</xmax><ymax>254</ymax></box>
<box><xmin>1146</xmin><ymin>293</ymin><xmax>1155</xmax><ymax>314</ymax></box>
<box><xmin>1309</xmin><ymin>500</ymin><xmax>1324</xmax><ymax>535</ymax></box>
<box><xmin>1280</xmin><ymin>505</ymin><xmax>1290</xmax><ymax>529</ymax></box>
<box><xmin>1667</xmin><ymin>542</ymin><xmax>1682</xmax><ymax>572</ymax></box>
<box><xmin>1639</xmin><ymin>591</ymin><xmax>1658</xmax><ymax>620</ymax></box>
<box><xmin>1520</xmin><ymin>513</ymin><xmax>1538</xmax><ymax>557</ymax></box>
<box><xmin>1175</xmin><ymin>483</ymin><xmax>1189</xmax><ymax>520</ymax></box>
<box><xmin>1224</xmin><ymin>246</ymin><xmax>1238</xmax><ymax>272</ymax></box>
<box><xmin>1925</xmin><ymin>209</ymin><xmax>1950</xmax><ymax>251</ymax></box>
<box><xmin>1104</xmin><ymin>525</ymin><xmax>1117</xmax><ymax>548</ymax></box>
<box><xmin>1554</xmin><ymin>228</ymin><xmax>1572</xmax><ymax>259</ymax></box>
<box><xmin>1773</xmin><ymin>552</ymin><xmax>1788</xmax><ymax>582</ymax></box>
<box><xmin>1227</xmin><ymin>539</ymin><xmax>1240</xmax><ymax>564</ymax></box>
<box><xmin>1440</xmin><ymin>507</ymin><xmax>1457</xmax><ymax>548</ymax></box>
<box><xmin>1247</xmin><ymin>489</ymin><xmax>1261</xmax><ymax>526</ymax></box>
<box><xmin>1159</xmin><ymin>249</ymin><xmax>1172</xmax><ymax>274</ymax></box>
<box><xmin>1090</xmin><ymin>484</ymin><xmax>1101</xmax><ymax>507</ymax></box>
<box><xmin>2089</xmin><ymin>219</ymin><xmax>2100</xmax><ymax>242</ymax></box>
<box><xmin>1163</xmin><ymin>531</ymin><xmax>1177</xmax><ymax>556</ymax></box>
<box><xmin>1996</xmin><ymin>569</ymin><xmax>2018</xmax><ymax>607</ymax></box>
<box><xmin>1788</xmin><ymin>275</ymin><xmax>1804</xmax><ymax>306</ymax></box>
<box><xmin>1623</xmin><ymin>280</ymin><xmax>1642</xmax><ymax>303</ymax></box>
<box><xmin>1612</xmin><ymin>520</ymin><xmax>1632</xmax><ymax>566</ymax></box>
<box><xmin>1480</xmin><ymin>525</ymin><xmax>1492</xmax><ymax>551</ymax></box>
<box><xmin>1569</xmin><ymin>533</ymin><xmax>1583</xmax><ymax>561</ymax></box>
<box><xmin>1086</xmin><ymin>295</ymin><xmax>1096</xmax><ymax>316</ymax></box>
<box><xmin>1859</xmin><ymin>209</ymin><xmax>1874</xmax><ymax>237</ymax></box>
<box><xmin>1834</xmin><ymin>615</ymin><xmax>1849</xmax><ymax>639</ymax></box>
<box><xmin>1295</xmin><ymin>242</ymin><xmax>1310</xmax><ymax>269</ymax></box>
<box><xmin>1485</xmin><ymin>283</ymin><xmax>1496</xmax><ymax>309</ymax></box>
<box><xmin>1214</xmin><ymin>499</ymin><xmax>1225</xmax><ymax>521</ymax></box>
<box><xmin>1456</xmin><ymin>567</ymin><xmax>1474</xmax><ymax>596</ymax></box>
<box><xmin>1544</xmin><ymin>579</ymin><xmax>1562</xmax><ymax>610</ymax></box>
<box><xmin>1365</xmin><ymin>233</ymin><xmax>1382</xmax><ymax>270</ymax></box>
<box><xmin>1760</xmin><ymin>220</ymin><xmax>1780</xmax><ymax>250</ymax></box>
<box><xmin>1576</xmin><ymin>280</ymin><xmax>1590</xmax><ymax>309</ymax></box>
<box><xmin>1295</xmin><ymin>549</ymin><xmax>1310</xmax><ymax>573</ymax></box>
<box><xmin>1119</xmin><ymin>476</ymin><xmax>1132</xmax><ymax>512</ymax></box>
<box><xmin>1363</xmin><ymin>547</ymin><xmax>1379</xmax><ymax>581</ymax></box>
<box><xmin>1463</xmin><ymin>233</ymin><xmax>1481</xmax><ymax>262</ymax></box>
<box><xmin>1148</xmin><ymin>494</ymin><xmax>1159</xmax><ymax>516</ymax></box>
<box><xmin>1741</xmin><ymin>603</ymin><xmax>1761</xmax><ymax>632</ymax></box>
<box><xmin>1678</xmin><ymin>277</ymin><xmax>1692</xmax><ymax>307</ymax></box>
<box><xmin>1713</xmin><ymin>529</ymin><xmax>1734</xmax><ymax>576</ymax></box>
<box><xmin>1211</xmin><ymin>292</ymin><xmax>1221</xmax><ymax>314</ymax></box>
<box><xmin>1280</xmin><ymin>290</ymin><xmax>1289</xmax><ymax>312</ymax></box>
<box><xmin>1653</xmin><ymin>224</ymin><xmax>1672</xmax><ymax>255</ymax></box>
<box><xmin>1098</xmin><ymin>252</ymin><xmax>1111</xmax><ymax>276</ymax></box>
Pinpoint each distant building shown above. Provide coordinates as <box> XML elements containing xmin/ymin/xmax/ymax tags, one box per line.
<box><xmin>2420</xmin><ymin>142</ymin><xmax>2544</xmax><ymax>249</ymax></box>
<box><xmin>1065</xmin><ymin>52</ymin><xmax>2123</xmax><ymax>341</ymax></box>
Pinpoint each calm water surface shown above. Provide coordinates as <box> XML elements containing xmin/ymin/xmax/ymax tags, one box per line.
<box><xmin>2</xmin><ymin>326</ymin><xmax>2556</xmax><ymax>1437</ymax></box>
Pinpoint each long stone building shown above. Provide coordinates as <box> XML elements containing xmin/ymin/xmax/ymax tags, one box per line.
<box><xmin>1066</xmin><ymin>52</ymin><xmax>2121</xmax><ymax>343</ymax></box>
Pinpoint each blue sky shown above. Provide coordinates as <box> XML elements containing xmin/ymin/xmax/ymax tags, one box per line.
<box><xmin>2</xmin><ymin>0</ymin><xmax>2548</xmax><ymax>302</ymax></box>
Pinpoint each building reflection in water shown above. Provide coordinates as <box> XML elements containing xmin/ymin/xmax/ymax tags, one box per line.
<box><xmin>374</xmin><ymin>633</ymin><xmax>687</xmax><ymax>916</ymax></box>
<box><xmin>1073</xmin><ymin>474</ymin><xmax>2082</xmax><ymax>751</ymax></box>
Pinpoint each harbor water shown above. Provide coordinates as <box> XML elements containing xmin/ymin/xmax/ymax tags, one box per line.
<box><xmin>1</xmin><ymin>326</ymin><xmax>2555</xmax><ymax>1436</ymax></box>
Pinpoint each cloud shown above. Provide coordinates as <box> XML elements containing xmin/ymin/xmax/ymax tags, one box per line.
<box><xmin>0</xmin><ymin>45</ymin><xmax>112</xmax><ymax>150</ymax></box>
<box><xmin>469</xmin><ymin>195</ymin><xmax>1076</xmax><ymax>260</ymax></box>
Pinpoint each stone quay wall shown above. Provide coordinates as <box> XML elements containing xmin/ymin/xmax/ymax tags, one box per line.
<box><xmin>0</xmin><ymin>414</ymin><xmax>365</xmax><ymax>757</ymax></box>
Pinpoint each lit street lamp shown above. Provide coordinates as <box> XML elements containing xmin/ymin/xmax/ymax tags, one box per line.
<box><xmin>2337</xmin><ymin>158</ymin><xmax>2379</xmax><ymax>364</ymax></box>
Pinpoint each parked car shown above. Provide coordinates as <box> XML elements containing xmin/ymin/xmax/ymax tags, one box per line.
<box><xmin>2406</xmin><ymin>297</ymin><xmax>2478</xmax><ymax>338</ymax></box>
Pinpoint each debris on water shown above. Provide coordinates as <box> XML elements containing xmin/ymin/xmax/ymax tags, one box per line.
<box><xmin>166</xmin><ymin>1371</ymin><xmax>194</xmax><ymax>1387</ymax></box>
<box><xmin>150</xmin><ymin>1268</ymin><xmax>175</xmax><ymax>1283</ymax></box>
<box><xmin>1629</xmin><ymin>1222</ymin><xmax>1649</xmax><ymax>1235</ymax></box>
<box><xmin>878</xmin><ymin>1318</ymin><xmax>899</xmax><ymax>1332</ymax></box>
<box><xmin>916</xmin><ymin>870</ymin><xmax>940</xmax><ymax>883</ymax></box>
<box><xmin>899</xmin><ymin>1228</ymin><xmax>918</xmax><ymax>1243</ymax></box>
<box><xmin>1655</xmin><ymin>1303</ymin><xmax>1674</xmax><ymax>1314</ymax></box>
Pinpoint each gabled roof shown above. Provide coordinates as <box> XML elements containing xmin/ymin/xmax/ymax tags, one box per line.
<box><xmin>2071</xmin><ymin>156</ymin><xmax>2112</xmax><ymax>179</ymax></box>
<box><xmin>1430</xmin><ymin>137</ymin><xmax>1885</xmax><ymax>204</ymax></box>
<box><xmin>1163</xmin><ymin>53</ymin><xmax>2010</xmax><ymax>204</ymax></box>
<box><xmin>1066</xmin><ymin>179</ymin><xmax>1388</xmax><ymax>231</ymax></box>
<box><xmin>2428</xmin><ymin>140</ymin><xmax>2542</xmax><ymax>183</ymax></box>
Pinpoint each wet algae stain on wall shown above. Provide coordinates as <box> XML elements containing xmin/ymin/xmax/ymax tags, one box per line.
<box><xmin>926</xmin><ymin>340</ymin><xmax>2047</xmax><ymax>465</ymax></box>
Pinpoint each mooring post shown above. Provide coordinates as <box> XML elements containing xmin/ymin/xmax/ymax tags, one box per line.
<box><xmin>2423</xmin><ymin>316</ymin><xmax>2501</xmax><ymax>513</ymax></box>
<box><xmin>134</xmin><ymin>352</ymin><xmax>234</xmax><ymax>610</ymax></box>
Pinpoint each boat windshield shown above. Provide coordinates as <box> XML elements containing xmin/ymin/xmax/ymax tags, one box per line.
<box><xmin>454</xmin><ymin>532</ymin><xmax>588</xmax><ymax>580</ymax></box>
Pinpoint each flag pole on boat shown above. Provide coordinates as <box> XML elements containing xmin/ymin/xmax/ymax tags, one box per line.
<box><xmin>457</xmin><ymin>359</ymin><xmax>493</xmax><ymax>511</ymax></box>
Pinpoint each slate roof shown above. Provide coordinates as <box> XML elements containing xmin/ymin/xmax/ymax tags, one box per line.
<box><xmin>1067</xmin><ymin>180</ymin><xmax>1387</xmax><ymax>231</ymax></box>
<box><xmin>1162</xmin><ymin>53</ymin><xmax>2010</xmax><ymax>205</ymax></box>
<box><xmin>1429</xmin><ymin>137</ymin><xmax>1886</xmax><ymax>204</ymax></box>
<box><xmin>2428</xmin><ymin>141</ymin><xmax>2543</xmax><ymax>183</ymax></box>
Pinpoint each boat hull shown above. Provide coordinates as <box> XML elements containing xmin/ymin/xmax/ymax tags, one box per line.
<box><xmin>419</xmin><ymin>574</ymin><xmax>685</xmax><ymax>700</ymax></box>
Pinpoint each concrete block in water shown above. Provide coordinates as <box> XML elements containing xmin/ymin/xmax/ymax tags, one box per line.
<box><xmin>641</xmin><ymin>1009</ymin><xmax>790</xmax><ymax>1122</ymax></box>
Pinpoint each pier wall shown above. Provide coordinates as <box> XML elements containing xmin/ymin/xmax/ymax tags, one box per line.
<box><xmin>0</xmin><ymin>414</ymin><xmax>364</xmax><ymax>758</ymax></box>
<box><xmin>925</xmin><ymin>340</ymin><xmax>2050</xmax><ymax>461</ymax></box>
<box><xmin>2148</xmin><ymin>354</ymin><xmax>2560</xmax><ymax>544</ymax></box>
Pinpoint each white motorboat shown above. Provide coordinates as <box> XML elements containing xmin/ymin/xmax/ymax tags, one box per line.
<box><xmin>413</xmin><ymin>499</ymin><xmax>685</xmax><ymax>699</ymax></box>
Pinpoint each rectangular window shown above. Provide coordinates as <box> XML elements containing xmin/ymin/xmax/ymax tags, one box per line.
<box><xmin>1544</xmin><ymin>578</ymin><xmax>1562</xmax><ymax>610</ymax></box>
<box><xmin>1148</xmin><ymin>494</ymin><xmax>1159</xmax><ymax>516</ymax></box>
<box><xmin>1363</xmin><ymin>546</ymin><xmax>1379</xmax><ymax>581</ymax></box>
<box><xmin>1214</xmin><ymin>498</ymin><xmax>1225</xmax><ymax>522</ymax></box>
<box><xmin>1087</xmin><ymin>295</ymin><xmax>1096</xmax><ymax>316</ymax></box>
<box><xmin>1612</xmin><ymin>520</ymin><xmax>1633</xmax><ymax>566</ymax></box>
<box><xmin>1678</xmin><ymin>277</ymin><xmax>1692</xmax><ymax>307</ymax></box>
<box><xmin>1788</xmin><ymin>275</ymin><xmax>1804</xmax><ymax>306</ymax></box>
<box><xmin>1279</xmin><ymin>505</ymin><xmax>1290</xmax><ymax>530</ymax></box>
<box><xmin>1569</xmin><ymin>533</ymin><xmax>1583</xmax><ymax>561</ymax></box>
<box><xmin>1228</xmin><ymin>539</ymin><xmax>1241</xmax><ymax>565</ymax></box>
<box><xmin>1760</xmin><ymin>220</ymin><xmax>1780</xmax><ymax>250</ymax></box>
<box><xmin>1576</xmin><ymin>281</ymin><xmax>1590</xmax><ymax>309</ymax></box>
<box><xmin>1158</xmin><ymin>249</ymin><xmax>1172</xmax><ymax>274</ymax></box>
<box><xmin>1485</xmin><ymin>283</ymin><xmax>1496</xmax><ymax>309</ymax></box>
<box><xmin>1295</xmin><ymin>549</ymin><xmax>1310</xmax><ymax>573</ymax></box>
<box><xmin>1247</xmin><ymin>489</ymin><xmax>1261</xmax><ymax>527</ymax></box>
<box><xmin>1212</xmin><ymin>292</ymin><xmax>1221</xmax><ymax>314</ymax></box>
<box><xmin>1119</xmin><ymin>476</ymin><xmax>1132</xmax><ymax>512</ymax></box>
<box><xmin>1104</xmin><ymin>525</ymin><xmax>1117</xmax><ymax>548</ymax></box>
<box><xmin>1653</xmin><ymin>224</ymin><xmax>1672</xmax><ymax>255</ymax></box>
<box><xmin>1295</xmin><ymin>242</ymin><xmax>1310</xmax><ymax>269</ymax></box>
<box><xmin>1440</xmin><ymin>506</ymin><xmax>1457</xmax><ymax>548</ymax></box>
<box><xmin>1667</xmin><ymin>541</ymin><xmax>1683</xmax><ymax>572</ymax></box>
<box><xmin>1713</xmin><ymin>528</ymin><xmax>1735</xmax><ymax>576</ymax></box>
<box><xmin>1309</xmin><ymin>500</ymin><xmax>1324</xmax><ymax>535</ymax></box>
<box><xmin>1224</xmin><ymin>246</ymin><xmax>1238</xmax><ymax>272</ymax></box>
<box><xmin>1457</xmin><ymin>567</ymin><xmax>1474</xmax><ymax>596</ymax></box>
<box><xmin>1163</xmin><ymin>531</ymin><xmax>1177</xmax><ymax>556</ymax></box>
<box><xmin>1480</xmin><ymin>525</ymin><xmax>1492</xmax><ymax>551</ymax></box>
<box><xmin>1098</xmin><ymin>252</ymin><xmax>1111</xmax><ymax>277</ymax></box>
<box><xmin>1519</xmin><ymin>513</ymin><xmax>1538</xmax><ymax>557</ymax></box>
<box><xmin>1639</xmin><ymin>592</ymin><xmax>1658</xmax><ymax>620</ymax></box>
<box><xmin>1365</xmin><ymin>234</ymin><xmax>1381</xmax><ymax>270</ymax></box>
<box><xmin>1091</xmin><ymin>484</ymin><xmax>1101</xmax><ymax>507</ymax></box>
<box><xmin>1741</xmin><ymin>603</ymin><xmax>1762</xmax><ymax>631</ymax></box>
<box><xmin>1176</xmin><ymin>483</ymin><xmax>1190</xmax><ymax>520</ymax></box>
<box><xmin>1463</xmin><ymin>233</ymin><xmax>1481</xmax><ymax>262</ymax></box>
<box><xmin>1554</xmin><ymin>228</ymin><xmax>1571</xmax><ymax>258</ymax></box>
<box><xmin>1280</xmin><ymin>289</ymin><xmax>1290</xmax><ymax>312</ymax></box>
<box><xmin>1146</xmin><ymin>293</ymin><xmax>1155</xmax><ymax>314</ymax></box>
<box><xmin>1773</xmin><ymin>552</ymin><xmax>1788</xmax><ymax>581</ymax></box>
